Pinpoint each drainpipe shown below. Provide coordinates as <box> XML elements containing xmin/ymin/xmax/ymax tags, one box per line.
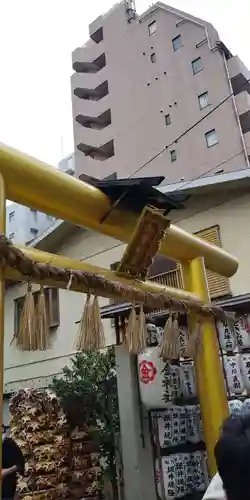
<box><xmin>222</xmin><ymin>51</ymin><xmax>249</xmax><ymax>167</ymax></box>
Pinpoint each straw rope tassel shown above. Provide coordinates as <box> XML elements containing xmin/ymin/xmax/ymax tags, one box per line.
<box><xmin>137</xmin><ymin>304</ymin><xmax>147</xmax><ymax>353</ymax></box>
<box><xmin>92</xmin><ymin>295</ymin><xmax>105</xmax><ymax>350</ymax></box>
<box><xmin>185</xmin><ymin>317</ymin><xmax>202</xmax><ymax>359</ymax></box>
<box><xmin>36</xmin><ymin>286</ymin><xmax>49</xmax><ymax>350</ymax></box>
<box><xmin>158</xmin><ymin>313</ymin><xmax>172</xmax><ymax>361</ymax></box>
<box><xmin>17</xmin><ymin>282</ymin><xmax>36</xmax><ymax>351</ymax></box>
<box><xmin>75</xmin><ymin>293</ymin><xmax>93</xmax><ymax>351</ymax></box>
<box><xmin>158</xmin><ymin>313</ymin><xmax>180</xmax><ymax>361</ymax></box>
<box><xmin>124</xmin><ymin>303</ymin><xmax>138</xmax><ymax>353</ymax></box>
<box><xmin>172</xmin><ymin>315</ymin><xmax>180</xmax><ymax>359</ymax></box>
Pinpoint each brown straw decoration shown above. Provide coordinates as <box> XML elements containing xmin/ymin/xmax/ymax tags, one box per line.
<box><xmin>184</xmin><ymin>318</ymin><xmax>202</xmax><ymax>358</ymax></box>
<box><xmin>75</xmin><ymin>293</ymin><xmax>93</xmax><ymax>351</ymax></box>
<box><xmin>36</xmin><ymin>286</ymin><xmax>49</xmax><ymax>350</ymax></box>
<box><xmin>124</xmin><ymin>303</ymin><xmax>138</xmax><ymax>353</ymax></box>
<box><xmin>158</xmin><ymin>313</ymin><xmax>180</xmax><ymax>361</ymax></box>
<box><xmin>137</xmin><ymin>304</ymin><xmax>147</xmax><ymax>353</ymax></box>
<box><xmin>17</xmin><ymin>282</ymin><xmax>36</xmax><ymax>351</ymax></box>
<box><xmin>92</xmin><ymin>295</ymin><xmax>105</xmax><ymax>350</ymax></box>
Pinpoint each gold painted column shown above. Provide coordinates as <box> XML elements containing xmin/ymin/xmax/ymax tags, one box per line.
<box><xmin>181</xmin><ymin>257</ymin><xmax>228</xmax><ymax>475</ymax></box>
<box><xmin>0</xmin><ymin>173</ymin><xmax>6</xmax><ymax>488</ymax></box>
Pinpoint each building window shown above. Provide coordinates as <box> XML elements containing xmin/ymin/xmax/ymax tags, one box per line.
<box><xmin>194</xmin><ymin>226</ymin><xmax>231</xmax><ymax>299</ymax></box>
<box><xmin>30</xmin><ymin>208</ymin><xmax>38</xmax><ymax>222</ymax></box>
<box><xmin>170</xmin><ymin>150</ymin><xmax>177</xmax><ymax>162</ymax></box>
<box><xmin>30</xmin><ymin>227</ymin><xmax>38</xmax><ymax>238</ymax></box>
<box><xmin>9</xmin><ymin>232</ymin><xmax>15</xmax><ymax>240</ymax></box>
<box><xmin>14</xmin><ymin>287</ymin><xmax>60</xmax><ymax>336</ymax></box>
<box><xmin>165</xmin><ymin>114</ymin><xmax>171</xmax><ymax>126</ymax></box>
<box><xmin>198</xmin><ymin>91</ymin><xmax>209</xmax><ymax>110</ymax></box>
<box><xmin>192</xmin><ymin>57</ymin><xmax>202</xmax><ymax>75</ymax></box>
<box><xmin>150</xmin><ymin>52</ymin><xmax>156</xmax><ymax>63</ymax></box>
<box><xmin>148</xmin><ymin>21</ymin><xmax>156</xmax><ymax>35</ymax></box>
<box><xmin>205</xmin><ymin>129</ymin><xmax>218</xmax><ymax>148</ymax></box>
<box><xmin>172</xmin><ymin>35</ymin><xmax>181</xmax><ymax>51</ymax></box>
<box><xmin>9</xmin><ymin>211</ymin><xmax>15</xmax><ymax>222</ymax></box>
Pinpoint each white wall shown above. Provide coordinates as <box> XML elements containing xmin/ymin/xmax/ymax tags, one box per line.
<box><xmin>170</xmin><ymin>191</ymin><xmax>250</xmax><ymax>296</ymax></box>
<box><xmin>4</xmin><ymin>189</ymin><xmax>250</xmax><ymax>393</ymax></box>
<box><xmin>4</xmin><ymin>231</ymin><xmax>121</xmax><ymax>393</ymax></box>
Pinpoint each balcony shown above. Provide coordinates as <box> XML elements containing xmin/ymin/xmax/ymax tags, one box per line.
<box><xmin>90</xmin><ymin>26</ymin><xmax>103</xmax><ymax>44</ymax></box>
<box><xmin>240</xmin><ymin>111</ymin><xmax>250</xmax><ymax>135</ymax></box>
<box><xmin>89</xmin><ymin>15</ymin><xmax>104</xmax><ymax>42</ymax></box>
<box><xmin>73</xmin><ymin>81</ymin><xmax>109</xmax><ymax>104</ymax></box>
<box><xmin>244</xmin><ymin>131</ymin><xmax>250</xmax><ymax>156</ymax></box>
<box><xmin>75</xmin><ymin>109</ymin><xmax>111</xmax><ymax>129</ymax></box>
<box><xmin>235</xmin><ymin>91</ymin><xmax>250</xmax><ymax>116</ymax></box>
<box><xmin>149</xmin><ymin>269</ymin><xmax>183</xmax><ymax>290</ymax></box>
<box><xmin>71</xmin><ymin>68</ymin><xmax>107</xmax><ymax>95</ymax></box>
<box><xmin>149</xmin><ymin>268</ymin><xmax>230</xmax><ymax>300</ymax></box>
<box><xmin>235</xmin><ymin>92</ymin><xmax>250</xmax><ymax>135</ymax></box>
<box><xmin>228</xmin><ymin>56</ymin><xmax>250</xmax><ymax>96</ymax></box>
<box><xmin>72</xmin><ymin>92</ymin><xmax>110</xmax><ymax>120</ymax></box>
<box><xmin>77</xmin><ymin>139</ymin><xmax>115</xmax><ymax>161</ymax></box>
<box><xmin>73</xmin><ymin>53</ymin><xmax>106</xmax><ymax>74</ymax></box>
<box><xmin>72</xmin><ymin>40</ymin><xmax>104</xmax><ymax>71</ymax></box>
<box><xmin>74</xmin><ymin>151</ymin><xmax>117</xmax><ymax>179</ymax></box>
<box><xmin>74</xmin><ymin>118</ymin><xmax>113</xmax><ymax>149</ymax></box>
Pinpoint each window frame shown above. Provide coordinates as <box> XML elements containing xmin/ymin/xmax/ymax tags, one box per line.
<box><xmin>46</xmin><ymin>287</ymin><xmax>60</xmax><ymax>327</ymax></box>
<box><xmin>198</xmin><ymin>91</ymin><xmax>209</xmax><ymax>110</ymax></box>
<box><xmin>8</xmin><ymin>211</ymin><xmax>15</xmax><ymax>222</ymax></box>
<box><xmin>205</xmin><ymin>129</ymin><xmax>218</xmax><ymax>148</ymax></box>
<box><xmin>170</xmin><ymin>149</ymin><xmax>177</xmax><ymax>162</ymax></box>
<box><xmin>172</xmin><ymin>35</ymin><xmax>181</xmax><ymax>52</ymax></box>
<box><xmin>148</xmin><ymin>21</ymin><xmax>156</xmax><ymax>36</ymax></box>
<box><xmin>30</xmin><ymin>208</ymin><xmax>38</xmax><ymax>222</ymax></box>
<box><xmin>30</xmin><ymin>227</ymin><xmax>38</xmax><ymax>238</ymax></box>
<box><xmin>14</xmin><ymin>296</ymin><xmax>25</xmax><ymax>337</ymax></box>
<box><xmin>150</xmin><ymin>52</ymin><xmax>156</xmax><ymax>63</ymax></box>
<box><xmin>165</xmin><ymin>114</ymin><xmax>171</xmax><ymax>126</ymax></box>
<box><xmin>192</xmin><ymin>57</ymin><xmax>202</xmax><ymax>75</ymax></box>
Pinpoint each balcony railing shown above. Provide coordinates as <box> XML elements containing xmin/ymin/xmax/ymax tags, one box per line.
<box><xmin>109</xmin><ymin>265</ymin><xmax>230</xmax><ymax>309</ymax></box>
<box><xmin>149</xmin><ymin>268</ymin><xmax>183</xmax><ymax>290</ymax></box>
<box><xmin>109</xmin><ymin>269</ymin><xmax>183</xmax><ymax>307</ymax></box>
<box><xmin>149</xmin><ymin>268</ymin><xmax>231</xmax><ymax>300</ymax></box>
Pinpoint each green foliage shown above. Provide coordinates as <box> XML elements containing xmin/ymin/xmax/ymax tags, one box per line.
<box><xmin>51</xmin><ymin>347</ymin><xmax>120</xmax><ymax>482</ymax></box>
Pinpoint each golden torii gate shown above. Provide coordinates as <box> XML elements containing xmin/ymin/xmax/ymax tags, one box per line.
<box><xmin>0</xmin><ymin>143</ymin><xmax>237</xmax><ymax>476</ymax></box>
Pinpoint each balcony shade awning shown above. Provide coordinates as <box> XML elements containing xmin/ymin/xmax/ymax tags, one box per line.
<box><xmin>216</xmin><ymin>293</ymin><xmax>250</xmax><ymax>314</ymax></box>
<box><xmin>97</xmin><ymin>293</ymin><xmax>250</xmax><ymax>321</ymax></box>
<box><xmin>80</xmin><ymin>176</ymin><xmax>187</xmax><ymax>215</ymax></box>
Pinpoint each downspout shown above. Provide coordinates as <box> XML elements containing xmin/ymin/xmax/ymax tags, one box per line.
<box><xmin>222</xmin><ymin>51</ymin><xmax>249</xmax><ymax>167</ymax></box>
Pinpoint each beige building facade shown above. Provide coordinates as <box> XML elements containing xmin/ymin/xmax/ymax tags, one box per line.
<box><xmin>72</xmin><ymin>1</ymin><xmax>250</xmax><ymax>185</ymax></box>
<box><xmin>3</xmin><ymin>174</ymin><xmax>250</xmax><ymax>415</ymax></box>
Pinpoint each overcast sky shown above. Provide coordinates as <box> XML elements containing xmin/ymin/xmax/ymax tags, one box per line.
<box><xmin>0</xmin><ymin>0</ymin><xmax>249</xmax><ymax>168</ymax></box>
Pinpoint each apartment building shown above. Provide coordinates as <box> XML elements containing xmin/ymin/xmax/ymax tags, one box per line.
<box><xmin>6</xmin><ymin>204</ymin><xmax>56</xmax><ymax>245</ymax></box>
<box><xmin>6</xmin><ymin>153</ymin><xmax>75</xmax><ymax>245</ymax></box>
<box><xmin>71</xmin><ymin>0</ymin><xmax>250</xmax><ymax>184</ymax></box>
